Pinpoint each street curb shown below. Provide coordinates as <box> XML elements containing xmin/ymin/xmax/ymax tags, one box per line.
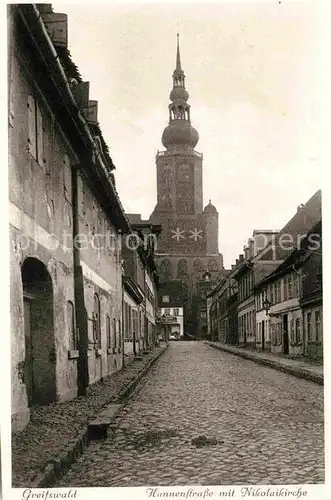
<box><xmin>30</xmin><ymin>345</ymin><xmax>168</xmax><ymax>488</ymax></box>
<box><xmin>206</xmin><ymin>342</ymin><xmax>323</xmax><ymax>386</ymax></box>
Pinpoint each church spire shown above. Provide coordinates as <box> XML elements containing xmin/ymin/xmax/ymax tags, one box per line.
<box><xmin>175</xmin><ymin>33</ymin><xmax>183</xmax><ymax>74</ymax></box>
<box><xmin>173</xmin><ymin>33</ymin><xmax>185</xmax><ymax>82</ymax></box>
<box><xmin>161</xmin><ymin>35</ymin><xmax>199</xmax><ymax>151</ymax></box>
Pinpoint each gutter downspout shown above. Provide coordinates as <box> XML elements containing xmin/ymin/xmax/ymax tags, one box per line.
<box><xmin>72</xmin><ymin>164</ymin><xmax>89</xmax><ymax>396</ymax></box>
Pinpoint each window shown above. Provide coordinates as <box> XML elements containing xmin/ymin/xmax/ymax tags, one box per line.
<box><xmin>163</xmin><ymin>296</ymin><xmax>170</xmax><ymax>303</ymax></box>
<box><xmin>277</xmin><ymin>281</ymin><xmax>281</xmax><ymax>303</ymax></box>
<box><xmin>288</xmin><ymin>274</ymin><xmax>293</xmax><ymax>299</ymax></box>
<box><xmin>293</xmin><ymin>274</ymin><xmax>299</xmax><ymax>297</ymax></box>
<box><xmin>173</xmin><ymin>308</ymin><xmax>179</xmax><ymax>316</ymax></box>
<box><xmin>290</xmin><ymin>319</ymin><xmax>295</xmax><ymax>343</ymax></box>
<box><xmin>164</xmin><ymin>308</ymin><xmax>171</xmax><ymax>316</ymax></box>
<box><xmin>270</xmin><ymin>284</ymin><xmax>274</xmax><ymax>305</ymax></box>
<box><xmin>63</xmin><ymin>154</ymin><xmax>71</xmax><ymax>199</ymax></box>
<box><xmin>129</xmin><ymin>306</ymin><xmax>132</xmax><ymax>340</ymax></box>
<box><xmin>27</xmin><ymin>94</ymin><xmax>44</xmax><ymax>165</ymax></box>
<box><xmin>133</xmin><ymin>310</ymin><xmax>139</xmax><ymax>340</ymax></box>
<box><xmin>140</xmin><ymin>311</ymin><xmax>144</xmax><ymax>336</ymax></box>
<box><xmin>106</xmin><ymin>315</ymin><xmax>111</xmax><ymax>349</ymax></box>
<box><xmin>113</xmin><ymin>318</ymin><xmax>117</xmax><ymax>348</ymax></box>
<box><xmin>283</xmin><ymin>277</ymin><xmax>288</xmax><ymax>301</ymax></box>
<box><xmin>118</xmin><ymin>319</ymin><xmax>121</xmax><ymax>349</ymax></box>
<box><xmin>307</xmin><ymin>313</ymin><xmax>312</xmax><ymax>341</ymax></box>
<box><xmin>295</xmin><ymin>318</ymin><xmax>301</xmax><ymax>344</ymax></box>
<box><xmin>93</xmin><ymin>294</ymin><xmax>101</xmax><ymax>348</ymax></box>
<box><xmin>315</xmin><ymin>311</ymin><xmax>321</xmax><ymax>341</ymax></box>
<box><xmin>67</xmin><ymin>301</ymin><xmax>78</xmax><ymax>350</ymax></box>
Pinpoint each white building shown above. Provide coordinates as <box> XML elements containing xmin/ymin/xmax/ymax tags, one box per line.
<box><xmin>159</xmin><ymin>306</ymin><xmax>184</xmax><ymax>339</ymax></box>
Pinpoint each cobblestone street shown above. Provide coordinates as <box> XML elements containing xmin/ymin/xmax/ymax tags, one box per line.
<box><xmin>56</xmin><ymin>342</ymin><xmax>324</xmax><ymax>487</ymax></box>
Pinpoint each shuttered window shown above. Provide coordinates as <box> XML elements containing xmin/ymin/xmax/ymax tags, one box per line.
<box><xmin>63</xmin><ymin>154</ymin><xmax>71</xmax><ymax>199</ymax></box>
<box><xmin>113</xmin><ymin>319</ymin><xmax>117</xmax><ymax>348</ymax></box>
<box><xmin>27</xmin><ymin>94</ymin><xmax>44</xmax><ymax>165</ymax></box>
<box><xmin>36</xmin><ymin>103</ymin><xmax>44</xmax><ymax>164</ymax></box>
<box><xmin>27</xmin><ymin>95</ymin><xmax>37</xmax><ymax>159</ymax></box>
<box><xmin>106</xmin><ymin>315</ymin><xmax>111</xmax><ymax>349</ymax></box>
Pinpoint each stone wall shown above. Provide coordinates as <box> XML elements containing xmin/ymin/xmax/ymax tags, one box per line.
<box><xmin>9</xmin><ymin>36</ymin><xmax>124</xmax><ymax>431</ymax></box>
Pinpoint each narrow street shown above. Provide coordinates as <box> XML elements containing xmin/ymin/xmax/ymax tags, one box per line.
<box><xmin>55</xmin><ymin>342</ymin><xmax>324</xmax><ymax>487</ymax></box>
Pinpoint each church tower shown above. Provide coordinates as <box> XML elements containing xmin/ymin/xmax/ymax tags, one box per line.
<box><xmin>150</xmin><ymin>35</ymin><xmax>224</xmax><ymax>337</ymax></box>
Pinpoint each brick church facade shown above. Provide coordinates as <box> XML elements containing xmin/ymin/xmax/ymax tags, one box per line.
<box><xmin>149</xmin><ymin>36</ymin><xmax>224</xmax><ymax>337</ymax></box>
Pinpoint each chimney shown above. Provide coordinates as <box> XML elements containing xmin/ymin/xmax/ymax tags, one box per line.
<box><xmin>239</xmin><ymin>254</ymin><xmax>244</xmax><ymax>262</ymax></box>
<box><xmin>248</xmin><ymin>238</ymin><xmax>254</xmax><ymax>258</ymax></box>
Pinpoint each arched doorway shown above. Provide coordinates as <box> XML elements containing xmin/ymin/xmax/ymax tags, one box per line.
<box><xmin>21</xmin><ymin>258</ymin><xmax>56</xmax><ymax>406</ymax></box>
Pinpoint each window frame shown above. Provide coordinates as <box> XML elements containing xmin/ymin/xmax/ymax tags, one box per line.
<box><xmin>67</xmin><ymin>300</ymin><xmax>78</xmax><ymax>351</ymax></box>
<box><xmin>106</xmin><ymin>314</ymin><xmax>111</xmax><ymax>349</ymax></box>
<box><xmin>27</xmin><ymin>94</ymin><xmax>45</xmax><ymax>166</ymax></box>
<box><xmin>315</xmin><ymin>311</ymin><xmax>321</xmax><ymax>341</ymax></box>
<box><xmin>93</xmin><ymin>293</ymin><xmax>101</xmax><ymax>349</ymax></box>
<box><xmin>307</xmin><ymin>312</ymin><xmax>312</xmax><ymax>342</ymax></box>
<box><xmin>295</xmin><ymin>318</ymin><xmax>301</xmax><ymax>344</ymax></box>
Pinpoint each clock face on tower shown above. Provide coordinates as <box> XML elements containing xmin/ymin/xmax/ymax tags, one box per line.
<box><xmin>178</xmin><ymin>164</ymin><xmax>192</xmax><ymax>182</ymax></box>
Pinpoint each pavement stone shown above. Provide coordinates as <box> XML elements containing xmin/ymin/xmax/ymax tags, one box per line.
<box><xmin>12</xmin><ymin>346</ymin><xmax>166</xmax><ymax>487</ymax></box>
<box><xmin>54</xmin><ymin>341</ymin><xmax>324</xmax><ymax>487</ymax></box>
<box><xmin>207</xmin><ymin>342</ymin><xmax>323</xmax><ymax>384</ymax></box>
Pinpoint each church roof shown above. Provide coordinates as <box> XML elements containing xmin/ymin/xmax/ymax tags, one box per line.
<box><xmin>204</xmin><ymin>200</ymin><xmax>218</xmax><ymax>214</ymax></box>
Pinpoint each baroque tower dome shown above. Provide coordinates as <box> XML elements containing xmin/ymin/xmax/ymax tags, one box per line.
<box><xmin>161</xmin><ymin>34</ymin><xmax>199</xmax><ymax>151</ymax></box>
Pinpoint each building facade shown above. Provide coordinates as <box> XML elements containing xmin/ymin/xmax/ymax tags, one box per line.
<box><xmin>149</xmin><ymin>36</ymin><xmax>224</xmax><ymax>337</ymax></box>
<box><xmin>256</xmin><ymin>221</ymin><xmax>322</xmax><ymax>360</ymax></box>
<box><xmin>9</xmin><ymin>4</ymin><xmax>132</xmax><ymax>431</ymax></box>
<box><xmin>125</xmin><ymin>215</ymin><xmax>161</xmax><ymax>352</ymax></box>
<box><xmin>158</xmin><ymin>306</ymin><xmax>184</xmax><ymax>340</ymax></box>
<box><xmin>233</xmin><ymin>232</ymin><xmax>281</xmax><ymax>348</ymax></box>
<box><xmin>300</xmin><ymin>223</ymin><xmax>323</xmax><ymax>360</ymax></box>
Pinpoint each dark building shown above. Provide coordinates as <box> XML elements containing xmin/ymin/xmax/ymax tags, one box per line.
<box><xmin>149</xmin><ymin>36</ymin><xmax>224</xmax><ymax>337</ymax></box>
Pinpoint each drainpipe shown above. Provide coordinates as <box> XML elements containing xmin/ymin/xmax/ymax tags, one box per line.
<box><xmin>72</xmin><ymin>164</ymin><xmax>89</xmax><ymax>396</ymax></box>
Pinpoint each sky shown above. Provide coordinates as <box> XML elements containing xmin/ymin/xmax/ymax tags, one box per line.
<box><xmin>59</xmin><ymin>1</ymin><xmax>327</xmax><ymax>268</ymax></box>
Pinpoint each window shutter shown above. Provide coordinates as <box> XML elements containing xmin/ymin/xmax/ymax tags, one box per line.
<box><xmin>37</xmin><ymin>103</ymin><xmax>44</xmax><ymax>165</ymax></box>
<box><xmin>27</xmin><ymin>95</ymin><xmax>36</xmax><ymax>159</ymax></box>
<box><xmin>63</xmin><ymin>154</ymin><xmax>71</xmax><ymax>199</ymax></box>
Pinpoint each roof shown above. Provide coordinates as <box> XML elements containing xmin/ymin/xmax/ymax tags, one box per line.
<box><xmin>204</xmin><ymin>200</ymin><xmax>218</xmax><ymax>214</ymax></box>
<box><xmin>255</xmin><ymin>220</ymin><xmax>322</xmax><ymax>289</ymax></box>
<box><xmin>15</xmin><ymin>4</ymin><xmax>130</xmax><ymax>232</ymax></box>
<box><xmin>260</xmin><ymin>190</ymin><xmax>321</xmax><ymax>262</ymax></box>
